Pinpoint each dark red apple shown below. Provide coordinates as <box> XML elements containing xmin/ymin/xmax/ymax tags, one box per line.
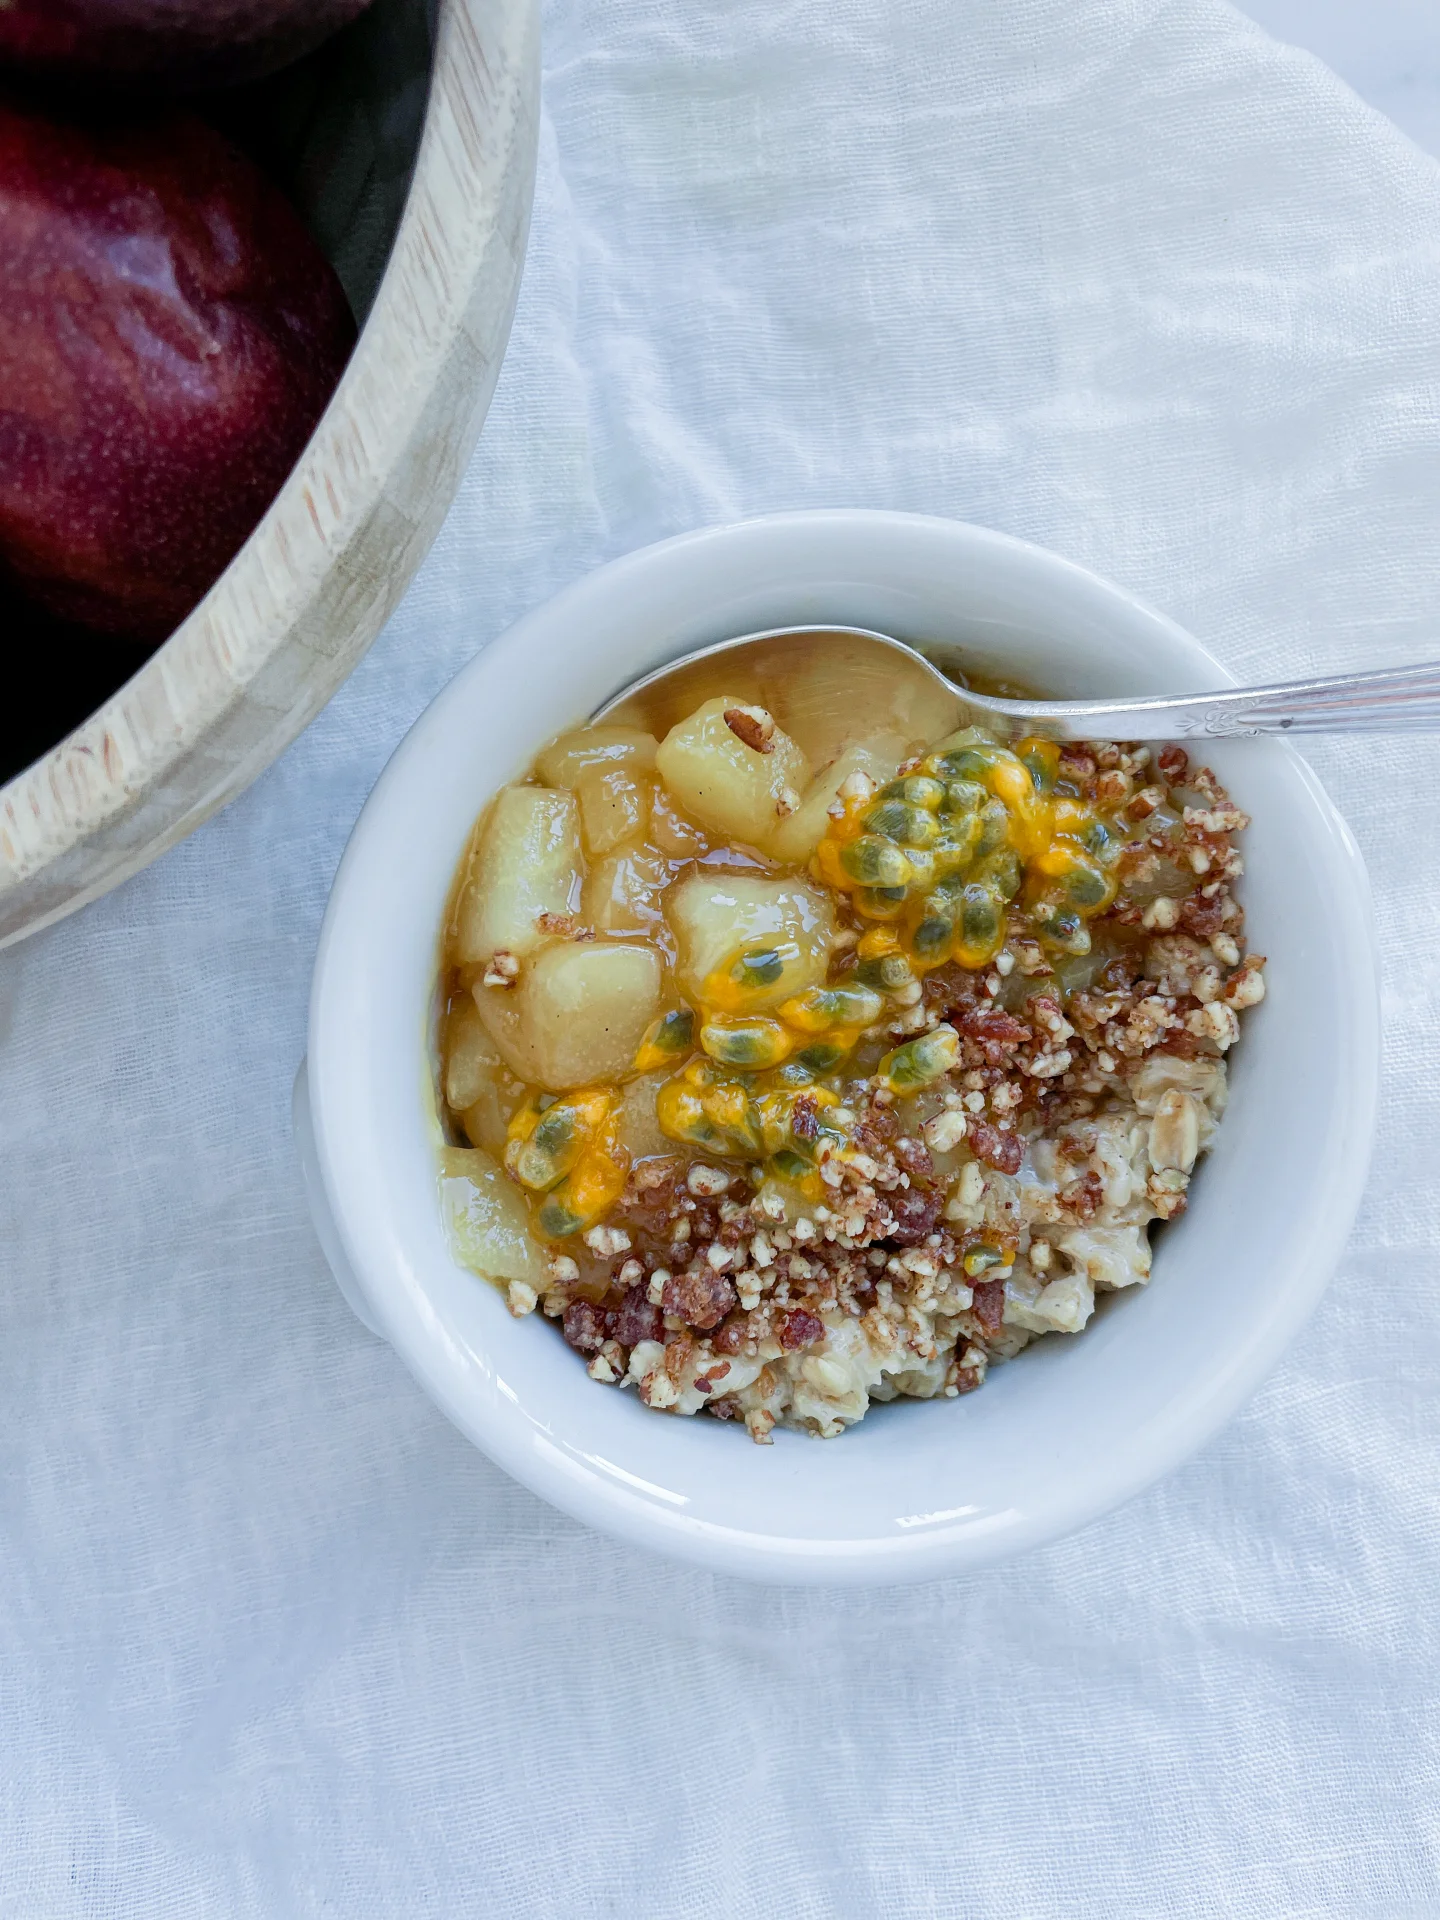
<box><xmin>0</xmin><ymin>101</ymin><xmax>355</xmax><ymax>643</ymax></box>
<box><xmin>0</xmin><ymin>1</ymin><xmax>375</xmax><ymax>92</ymax></box>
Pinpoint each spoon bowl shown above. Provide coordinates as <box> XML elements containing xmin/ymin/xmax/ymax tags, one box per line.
<box><xmin>598</xmin><ymin>622</ymin><xmax>1440</xmax><ymax>743</ymax></box>
<box><xmin>596</xmin><ymin>625</ymin><xmax>963</xmax><ymax>761</ymax></box>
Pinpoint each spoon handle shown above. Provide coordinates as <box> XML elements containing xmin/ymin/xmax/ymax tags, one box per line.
<box><xmin>964</xmin><ymin>660</ymin><xmax>1440</xmax><ymax>740</ymax></box>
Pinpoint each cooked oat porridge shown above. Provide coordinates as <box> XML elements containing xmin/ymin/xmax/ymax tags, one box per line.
<box><xmin>436</xmin><ymin>666</ymin><xmax>1265</xmax><ymax>1443</ymax></box>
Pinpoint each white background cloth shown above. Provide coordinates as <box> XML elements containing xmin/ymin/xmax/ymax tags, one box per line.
<box><xmin>4</xmin><ymin>1</ymin><xmax>1440</xmax><ymax>1912</ymax></box>
<box><xmin>1241</xmin><ymin>0</ymin><xmax>1440</xmax><ymax>155</ymax></box>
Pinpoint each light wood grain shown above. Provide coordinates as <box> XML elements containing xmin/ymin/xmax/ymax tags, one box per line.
<box><xmin>0</xmin><ymin>0</ymin><xmax>540</xmax><ymax>948</ymax></box>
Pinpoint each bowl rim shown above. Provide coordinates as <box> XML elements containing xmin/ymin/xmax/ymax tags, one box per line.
<box><xmin>0</xmin><ymin>0</ymin><xmax>541</xmax><ymax>951</ymax></box>
<box><xmin>306</xmin><ymin>509</ymin><xmax>1381</xmax><ymax>1584</ymax></box>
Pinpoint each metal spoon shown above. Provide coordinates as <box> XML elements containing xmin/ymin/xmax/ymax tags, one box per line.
<box><xmin>595</xmin><ymin>623</ymin><xmax>1440</xmax><ymax>743</ymax></box>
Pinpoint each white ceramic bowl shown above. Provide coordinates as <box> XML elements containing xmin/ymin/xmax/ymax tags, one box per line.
<box><xmin>298</xmin><ymin>510</ymin><xmax>1379</xmax><ymax>1585</ymax></box>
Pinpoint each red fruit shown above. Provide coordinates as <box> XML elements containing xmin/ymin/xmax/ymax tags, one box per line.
<box><xmin>0</xmin><ymin>102</ymin><xmax>355</xmax><ymax>643</ymax></box>
<box><xmin>0</xmin><ymin>1</ymin><xmax>374</xmax><ymax>91</ymax></box>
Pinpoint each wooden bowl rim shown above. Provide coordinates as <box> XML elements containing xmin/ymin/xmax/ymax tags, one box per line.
<box><xmin>0</xmin><ymin>0</ymin><xmax>540</xmax><ymax>945</ymax></box>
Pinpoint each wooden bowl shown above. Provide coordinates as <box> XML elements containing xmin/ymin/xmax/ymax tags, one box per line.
<box><xmin>0</xmin><ymin>0</ymin><xmax>540</xmax><ymax>947</ymax></box>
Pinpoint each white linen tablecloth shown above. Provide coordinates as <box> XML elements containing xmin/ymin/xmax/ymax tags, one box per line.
<box><xmin>4</xmin><ymin>1</ymin><xmax>1440</xmax><ymax>1912</ymax></box>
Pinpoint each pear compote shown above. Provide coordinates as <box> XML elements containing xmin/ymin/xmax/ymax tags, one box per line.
<box><xmin>438</xmin><ymin>689</ymin><xmax>1265</xmax><ymax>1443</ymax></box>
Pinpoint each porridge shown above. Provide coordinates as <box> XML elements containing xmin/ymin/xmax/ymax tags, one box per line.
<box><xmin>436</xmin><ymin>669</ymin><xmax>1265</xmax><ymax>1443</ymax></box>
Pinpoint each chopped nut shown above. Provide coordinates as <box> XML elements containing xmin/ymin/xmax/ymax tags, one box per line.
<box><xmin>1023</xmin><ymin>1048</ymin><xmax>1072</xmax><ymax>1080</ymax></box>
<box><xmin>1141</xmin><ymin>896</ymin><xmax>1181</xmax><ymax>932</ymax></box>
<box><xmin>562</xmin><ymin>1301</ymin><xmax>608</xmax><ymax>1353</ymax></box>
<box><xmin>545</xmin><ymin>1253</ymin><xmax>579</xmax><ymax>1284</ymax></box>
<box><xmin>583</xmin><ymin>1224</ymin><xmax>631</xmax><ymax>1257</ymax></box>
<box><xmin>885</xmin><ymin>1186</ymin><xmax>941</xmax><ymax>1245</ymax></box>
<box><xmin>1180</xmin><ymin>893</ymin><xmax>1225</xmax><ymax>939</ymax></box>
<box><xmin>836</xmin><ymin>770</ymin><xmax>877</xmax><ymax>806</ymax></box>
<box><xmin>664</xmin><ymin>1267</ymin><xmax>737</xmax><ymax>1330</ymax></box>
<box><xmin>642</xmin><ymin>1370</ymin><xmax>680</xmax><ymax>1410</ymax></box>
<box><xmin>967</xmin><ymin>1120</ymin><xmax>1024</xmax><ymax>1175</ymax></box>
<box><xmin>1187</xmin><ymin>1000</ymin><xmax>1240</xmax><ymax>1049</ymax></box>
<box><xmin>1191</xmin><ymin>966</ymin><xmax>1223</xmax><ymax>1005</ymax></box>
<box><xmin>775</xmin><ymin>786</ymin><xmax>801</xmax><ymax>817</ymax></box>
<box><xmin>951</xmin><ymin>1345</ymin><xmax>988</xmax><ymax>1394</ymax></box>
<box><xmin>482</xmin><ymin>950</ymin><xmax>519</xmax><ymax>988</ymax></box>
<box><xmin>1028</xmin><ymin>996</ymin><xmax>1074</xmax><ymax>1042</ymax></box>
<box><xmin>923</xmin><ymin>1108</ymin><xmax>969</xmax><ymax>1153</ymax></box>
<box><xmin>971</xmin><ymin>1279</ymin><xmax>1006</xmax><ymax>1336</ymax></box>
<box><xmin>506</xmin><ymin>1280</ymin><xmax>538</xmax><ymax>1317</ymax></box>
<box><xmin>778</xmin><ymin>1308</ymin><xmax>825</xmax><ymax>1350</ymax></box>
<box><xmin>686</xmin><ymin>1164</ymin><xmax>732</xmax><ymax>1198</ymax></box>
<box><xmin>1183</xmin><ymin>804</ymin><xmax>1250</xmax><ymax>834</ymax></box>
<box><xmin>1095</xmin><ymin>769</ymin><xmax>1131</xmax><ymax>808</ymax></box>
<box><xmin>614</xmin><ymin>1286</ymin><xmax>663</xmax><ymax>1348</ymax></box>
<box><xmin>723</xmin><ymin>704</ymin><xmax>776</xmax><ymax>753</ymax></box>
<box><xmin>1223</xmin><ymin>959</ymin><xmax>1267</xmax><ymax>1009</ymax></box>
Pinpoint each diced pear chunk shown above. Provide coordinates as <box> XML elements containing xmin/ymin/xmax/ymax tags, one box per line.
<box><xmin>523</xmin><ymin>942</ymin><xmax>663</xmax><ymax>1088</ymax></box>
<box><xmin>650</xmin><ymin>787</ymin><xmax>706</xmax><ymax>856</ymax></box>
<box><xmin>443</xmin><ymin>999</ymin><xmax>522</xmax><ymax>1155</ymax></box>
<box><xmin>440</xmin><ymin>1147</ymin><xmax>544</xmax><ymax>1286</ymax></box>
<box><xmin>667</xmin><ymin>872</ymin><xmax>834</xmax><ymax>1011</ymax></box>
<box><xmin>458</xmin><ymin>1092</ymin><xmax>514</xmax><ymax>1158</ymax></box>
<box><xmin>576</xmin><ymin>767</ymin><xmax>649</xmax><ymax>854</ymax></box>
<box><xmin>535</xmin><ymin>724</ymin><xmax>657</xmax><ymax>788</ymax></box>
<box><xmin>768</xmin><ymin>736</ymin><xmax>910</xmax><ymax>866</ymax></box>
<box><xmin>444</xmin><ymin>994</ymin><xmax>503</xmax><ymax>1111</ymax></box>
<box><xmin>655</xmin><ymin>696</ymin><xmax>810</xmax><ymax>849</ymax></box>
<box><xmin>469</xmin><ymin>981</ymin><xmax>535</xmax><ymax>1084</ymax></box>
<box><xmin>582</xmin><ymin>843</ymin><xmax>671</xmax><ymax>936</ymax></box>
<box><xmin>473</xmin><ymin>940</ymin><xmax>663</xmax><ymax>1090</ymax></box>
<box><xmin>453</xmin><ymin>786</ymin><xmax>581</xmax><ymax>964</ymax></box>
